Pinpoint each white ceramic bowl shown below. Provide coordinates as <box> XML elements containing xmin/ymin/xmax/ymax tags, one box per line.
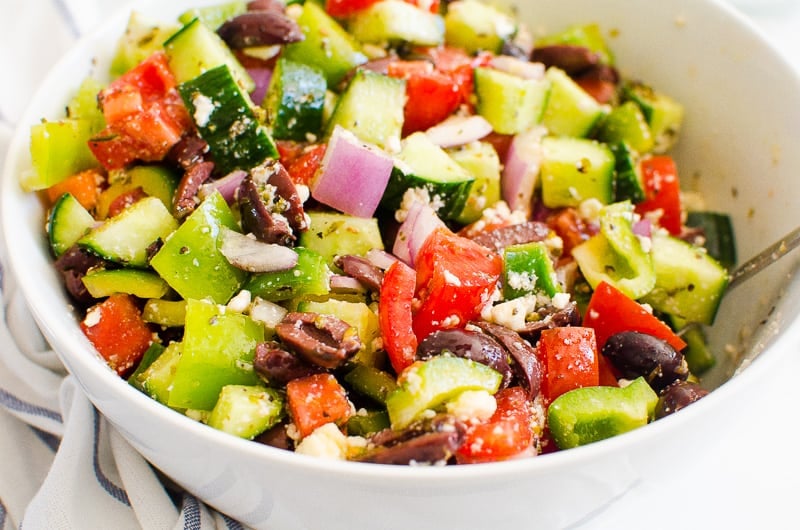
<box><xmin>4</xmin><ymin>1</ymin><xmax>800</xmax><ymax>528</ymax></box>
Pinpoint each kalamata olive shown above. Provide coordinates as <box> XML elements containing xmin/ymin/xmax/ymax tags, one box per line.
<box><xmin>334</xmin><ymin>255</ymin><xmax>384</xmax><ymax>292</ymax></box>
<box><xmin>655</xmin><ymin>381</ymin><xmax>709</xmax><ymax>419</ymax></box>
<box><xmin>470</xmin><ymin>321</ymin><xmax>541</xmax><ymax>399</ymax></box>
<box><xmin>275</xmin><ymin>312</ymin><xmax>362</xmax><ymax>369</ymax></box>
<box><xmin>517</xmin><ymin>301</ymin><xmax>582</xmax><ymax>343</ymax></box>
<box><xmin>253</xmin><ymin>341</ymin><xmax>323</xmax><ymax>386</ymax></box>
<box><xmin>174</xmin><ymin>160</ymin><xmax>214</xmax><ymax>219</ymax></box>
<box><xmin>602</xmin><ymin>331</ymin><xmax>689</xmax><ymax>392</ymax></box>
<box><xmin>531</xmin><ymin>44</ymin><xmax>600</xmax><ymax>74</ymax></box>
<box><xmin>468</xmin><ymin>221</ymin><xmax>550</xmax><ymax>253</ymax></box>
<box><xmin>359</xmin><ymin>415</ymin><xmax>466</xmax><ymax>465</ymax></box>
<box><xmin>239</xmin><ymin>174</ymin><xmax>294</xmax><ymax>245</ymax></box>
<box><xmin>417</xmin><ymin>329</ymin><xmax>513</xmax><ymax>388</ymax></box>
<box><xmin>217</xmin><ymin>11</ymin><xmax>303</xmax><ymax>48</ymax></box>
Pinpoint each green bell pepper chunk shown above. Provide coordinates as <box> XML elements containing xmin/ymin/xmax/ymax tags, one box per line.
<box><xmin>168</xmin><ymin>299</ymin><xmax>263</xmax><ymax>411</ymax></box>
<box><xmin>244</xmin><ymin>247</ymin><xmax>330</xmax><ymax>302</ymax></box>
<box><xmin>503</xmin><ymin>241</ymin><xmax>562</xmax><ymax>299</ymax></box>
<box><xmin>23</xmin><ymin>119</ymin><xmax>98</xmax><ymax>191</ymax></box>
<box><xmin>151</xmin><ymin>191</ymin><xmax>248</xmax><ymax>305</ymax></box>
<box><xmin>386</xmin><ymin>355</ymin><xmax>502</xmax><ymax>430</ymax></box>
<box><xmin>572</xmin><ymin>200</ymin><xmax>655</xmax><ymax>300</ymax></box>
<box><xmin>129</xmin><ymin>342</ymin><xmax>183</xmax><ymax>407</ymax></box>
<box><xmin>548</xmin><ymin>377</ymin><xmax>658</xmax><ymax>450</ymax></box>
<box><xmin>347</xmin><ymin>409</ymin><xmax>391</xmax><ymax>437</ymax></box>
<box><xmin>344</xmin><ymin>364</ymin><xmax>399</xmax><ymax>405</ymax></box>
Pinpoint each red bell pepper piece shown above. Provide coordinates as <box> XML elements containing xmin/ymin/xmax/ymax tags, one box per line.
<box><xmin>80</xmin><ymin>293</ymin><xmax>154</xmax><ymax>376</ymax></box>
<box><xmin>286</xmin><ymin>373</ymin><xmax>353</xmax><ymax>438</ymax></box>
<box><xmin>537</xmin><ymin>327</ymin><xmax>600</xmax><ymax>403</ymax></box>
<box><xmin>380</xmin><ymin>260</ymin><xmax>419</xmax><ymax>374</ymax></box>
<box><xmin>583</xmin><ymin>281</ymin><xmax>687</xmax><ymax>352</ymax></box>
<box><xmin>634</xmin><ymin>155</ymin><xmax>682</xmax><ymax>236</ymax></box>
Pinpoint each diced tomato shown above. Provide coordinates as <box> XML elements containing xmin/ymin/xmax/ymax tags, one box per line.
<box><xmin>575</xmin><ymin>77</ymin><xmax>616</xmax><ymax>104</ymax></box>
<box><xmin>598</xmin><ymin>354</ymin><xmax>620</xmax><ymax>387</ymax></box>
<box><xmin>537</xmin><ymin>327</ymin><xmax>600</xmax><ymax>403</ymax></box>
<box><xmin>286</xmin><ymin>373</ymin><xmax>353</xmax><ymax>438</ymax></box>
<box><xmin>325</xmin><ymin>0</ymin><xmax>439</xmax><ymax>18</ymax></box>
<box><xmin>424</xmin><ymin>46</ymin><xmax>492</xmax><ymax>106</ymax></box>
<box><xmin>286</xmin><ymin>144</ymin><xmax>327</xmax><ymax>186</ymax></box>
<box><xmin>387</xmin><ymin>60</ymin><xmax>462</xmax><ymax>135</ymax></box>
<box><xmin>482</xmin><ymin>132</ymin><xmax>514</xmax><ymax>161</ymax></box>
<box><xmin>45</xmin><ymin>168</ymin><xmax>104</xmax><ymax>210</ymax></box>
<box><xmin>90</xmin><ymin>52</ymin><xmax>191</xmax><ymax>170</ymax></box>
<box><xmin>583</xmin><ymin>281</ymin><xmax>687</xmax><ymax>351</ymax></box>
<box><xmin>107</xmin><ymin>187</ymin><xmax>148</xmax><ymax>217</ymax></box>
<box><xmin>380</xmin><ymin>260</ymin><xmax>419</xmax><ymax>374</ymax></box>
<box><xmin>456</xmin><ymin>387</ymin><xmax>534</xmax><ymax>464</ymax></box>
<box><xmin>546</xmin><ymin>207</ymin><xmax>598</xmax><ymax>257</ymax></box>
<box><xmin>634</xmin><ymin>155</ymin><xmax>682</xmax><ymax>236</ymax></box>
<box><xmin>80</xmin><ymin>294</ymin><xmax>154</xmax><ymax>376</ymax></box>
<box><xmin>412</xmin><ymin>228</ymin><xmax>503</xmax><ymax>341</ymax></box>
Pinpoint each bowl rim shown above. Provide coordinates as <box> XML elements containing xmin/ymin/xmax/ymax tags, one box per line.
<box><xmin>3</xmin><ymin>0</ymin><xmax>800</xmax><ymax>484</ymax></box>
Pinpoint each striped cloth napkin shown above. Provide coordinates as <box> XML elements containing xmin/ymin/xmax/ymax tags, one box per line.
<box><xmin>0</xmin><ymin>1</ymin><xmax>247</xmax><ymax>528</ymax></box>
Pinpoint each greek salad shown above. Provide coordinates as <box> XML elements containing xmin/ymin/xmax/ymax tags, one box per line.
<box><xmin>25</xmin><ymin>0</ymin><xmax>735</xmax><ymax>464</ymax></box>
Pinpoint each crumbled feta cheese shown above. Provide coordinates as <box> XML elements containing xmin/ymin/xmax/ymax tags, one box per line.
<box><xmin>551</xmin><ymin>292</ymin><xmax>571</xmax><ymax>309</ymax></box>
<box><xmin>295</xmin><ymin>423</ymin><xmax>367</xmax><ymax>459</ymax></box>
<box><xmin>577</xmin><ymin>198</ymin><xmax>604</xmax><ymax>224</ymax></box>
<box><xmin>446</xmin><ymin>390</ymin><xmax>497</xmax><ymax>422</ymax></box>
<box><xmin>443</xmin><ymin>270</ymin><xmax>462</xmax><ymax>286</ymax></box>
<box><xmin>249</xmin><ymin>297</ymin><xmax>288</xmax><ymax>328</ymax></box>
<box><xmin>485</xmin><ymin>294</ymin><xmax>538</xmax><ymax>331</ymax></box>
<box><xmin>395</xmin><ymin>187</ymin><xmax>445</xmax><ymax>222</ymax></box>
<box><xmin>83</xmin><ymin>306</ymin><xmax>102</xmax><ymax>327</ymax></box>
<box><xmin>295</xmin><ymin>184</ymin><xmax>310</xmax><ymax>204</ymax></box>
<box><xmin>507</xmin><ymin>270</ymin><xmax>538</xmax><ymax>292</ymax></box>
<box><xmin>191</xmin><ymin>93</ymin><xmax>216</xmax><ymax>127</ymax></box>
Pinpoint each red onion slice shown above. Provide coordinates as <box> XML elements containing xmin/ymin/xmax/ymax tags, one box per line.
<box><xmin>199</xmin><ymin>170</ymin><xmax>247</xmax><ymax>204</ymax></box>
<box><xmin>219</xmin><ymin>227</ymin><xmax>298</xmax><ymax>272</ymax></box>
<box><xmin>310</xmin><ymin>125</ymin><xmax>394</xmax><ymax>218</ymax></box>
<box><xmin>330</xmin><ymin>275</ymin><xmax>367</xmax><ymax>294</ymax></box>
<box><xmin>365</xmin><ymin>248</ymin><xmax>399</xmax><ymax>270</ymax></box>
<box><xmin>393</xmin><ymin>202</ymin><xmax>446</xmax><ymax>266</ymax></box>
<box><xmin>502</xmin><ymin>126</ymin><xmax>546</xmax><ymax>216</ymax></box>
<box><xmin>489</xmin><ymin>56</ymin><xmax>546</xmax><ymax>80</ymax></box>
<box><xmin>247</xmin><ymin>67</ymin><xmax>273</xmax><ymax>106</ymax></box>
<box><xmin>424</xmin><ymin>115</ymin><xmax>493</xmax><ymax>148</ymax></box>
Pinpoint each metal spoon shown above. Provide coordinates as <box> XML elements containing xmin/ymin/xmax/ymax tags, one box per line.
<box><xmin>726</xmin><ymin>225</ymin><xmax>800</xmax><ymax>292</ymax></box>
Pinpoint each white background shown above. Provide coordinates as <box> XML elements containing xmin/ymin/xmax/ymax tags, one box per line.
<box><xmin>1</xmin><ymin>1</ymin><xmax>800</xmax><ymax>528</ymax></box>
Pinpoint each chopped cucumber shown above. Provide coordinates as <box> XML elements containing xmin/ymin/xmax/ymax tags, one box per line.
<box><xmin>178</xmin><ymin>64</ymin><xmax>278</xmax><ymax>175</ymax></box>
<box><xmin>346</xmin><ymin>409</ymin><xmax>390</xmax><ymax>437</ymax></box>
<box><xmin>178</xmin><ymin>1</ymin><xmax>247</xmax><ymax>29</ymax></box>
<box><xmin>66</xmin><ymin>77</ymin><xmax>105</xmax><ymax>133</ymax></box>
<box><xmin>474</xmin><ymin>67</ymin><xmax>550</xmax><ymax>135</ymax></box>
<box><xmin>344</xmin><ymin>364</ymin><xmax>399</xmax><ymax>405</ymax></box>
<box><xmin>299</xmin><ymin>212</ymin><xmax>384</xmax><ymax>268</ymax></box>
<box><xmin>48</xmin><ymin>193</ymin><xmax>95</xmax><ymax>257</ymax></box>
<box><xmin>97</xmin><ymin>164</ymin><xmax>178</xmax><ymax>219</ymax></box>
<box><xmin>641</xmin><ymin>232</ymin><xmax>729</xmax><ymax>325</ymax></box>
<box><xmin>82</xmin><ymin>268</ymin><xmax>170</xmax><ymax>299</ymax></box>
<box><xmin>326</xmin><ymin>69</ymin><xmax>406</xmax><ymax>151</ymax></box>
<box><xmin>110</xmin><ymin>12</ymin><xmax>180</xmax><ymax>78</ymax></box>
<box><xmin>685</xmin><ymin>211</ymin><xmax>737</xmax><ymax>269</ymax></box>
<box><xmin>349</xmin><ymin>0</ymin><xmax>445</xmax><ymax>47</ymax></box>
<box><xmin>207</xmin><ymin>385</ymin><xmax>285</xmax><ymax>439</ymax></box>
<box><xmin>130</xmin><ymin>342</ymin><xmax>183</xmax><ymax>406</ymax></box>
<box><xmin>78</xmin><ymin>196</ymin><xmax>178</xmax><ymax>268</ymax></box>
<box><xmin>611</xmin><ymin>142</ymin><xmax>645</xmax><ymax>204</ymax></box>
<box><xmin>381</xmin><ymin>132</ymin><xmax>475</xmax><ymax>220</ymax></box>
<box><xmin>264</xmin><ymin>58</ymin><xmax>327</xmax><ymax>141</ymax></box>
<box><xmin>165</xmin><ymin>17</ymin><xmax>253</xmax><ymax>92</ymax></box>
<box><xmin>449</xmin><ymin>141</ymin><xmax>502</xmax><ymax>225</ymax></box>
<box><xmin>541</xmin><ymin>67</ymin><xmax>608</xmax><ymax>138</ymax></box>
<box><xmin>622</xmin><ymin>82</ymin><xmax>684</xmax><ymax>153</ymax></box>
<box><xmin>596</xmin><ymin>101</ymin><xmax>654</xmax><ymax>154</ymax></box>
<box><xmin>444</xmin><ymin>0</ymin><xmax>516</xmax><ymax>54</ymax></box>
<box><xmin>282</xmin><ymin>2</ymin><xmax>367</xmax><ymax>87</ymax></box>
<box><xmin>539</xmin><ymin>136</ymin><xmax>615</xmax><ymax>208</ymax></box>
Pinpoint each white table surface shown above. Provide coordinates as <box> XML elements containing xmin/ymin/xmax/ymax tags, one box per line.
<box><xmin>2</xmin><ymin>1</ymin><xmax>800</xmax><ymax>529</ymax></box>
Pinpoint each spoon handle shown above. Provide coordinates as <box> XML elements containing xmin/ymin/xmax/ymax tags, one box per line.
<box><xmin>727</xmin><ymin>225</ymin><xmax>800</xmax><ymax>291</ymax></box>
